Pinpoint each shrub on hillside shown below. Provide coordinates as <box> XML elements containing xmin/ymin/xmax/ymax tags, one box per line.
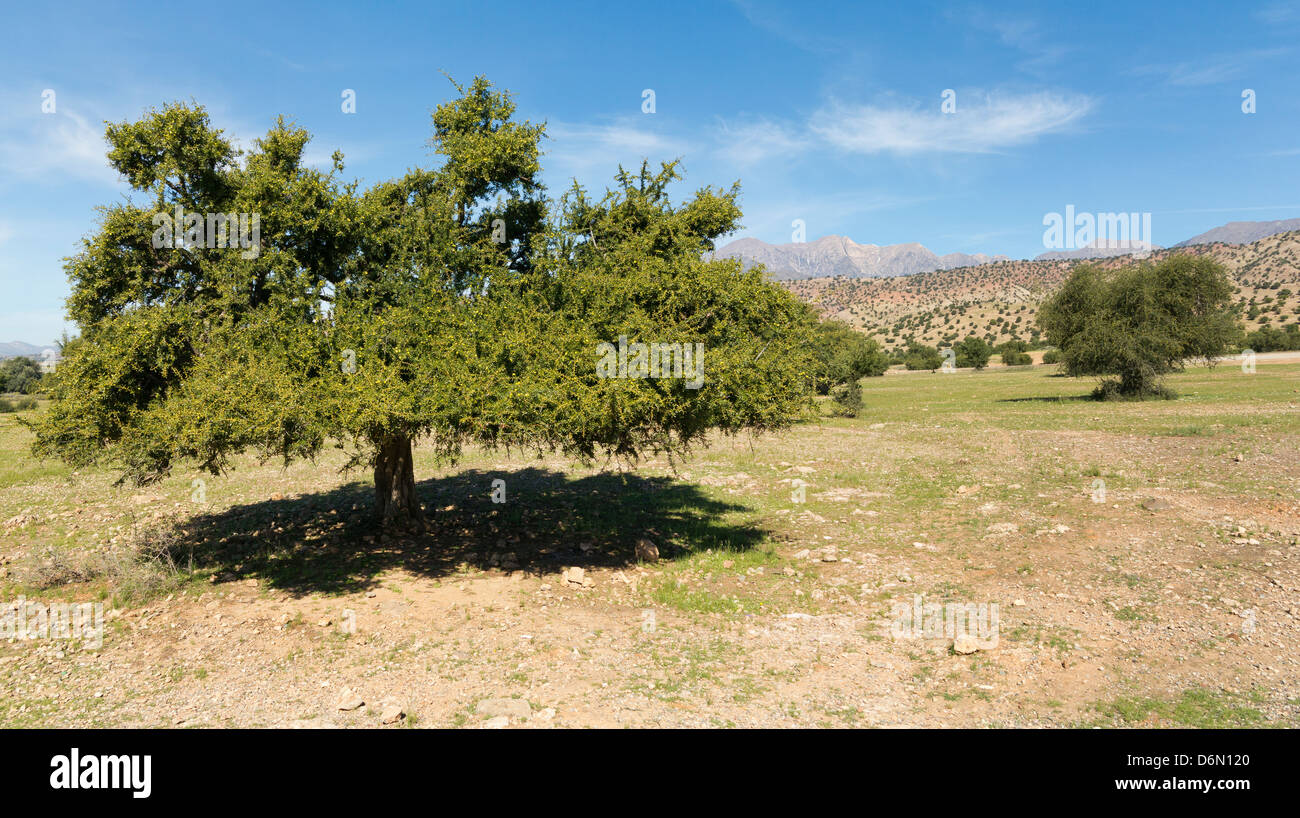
<box><xmin>904</xmin><ymin>343</ymin><xmax>944</xmax><ymax>371</ymax></box>
<box><xmin>954</xmin><ymin>336</ymin><xmax>992</xmax><ymax>370</ymax></box>
<box><xmin>1244</xmin><ymin>324</ymin><xmax>1300</xmax><ymax>352</ymax></box>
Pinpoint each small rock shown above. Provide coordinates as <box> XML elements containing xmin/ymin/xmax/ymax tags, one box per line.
<box><xmin>953</xmin><ymin>635</ymin><xmax>980</xmax><ymax>655</ymax></box>
<box><xmin>483</xmin><ymin>716</ymin><xmax>509</xmax><ymax>729</ymax></box>
<box><xmin>336</xmin><ymin>688</ymin><xmax>364</xmax><ymax>711</ymax></box>
<box><xmin>379</xmin><ymin>699</ymin><xmax>405</xmax><ymax>724</ymax></box>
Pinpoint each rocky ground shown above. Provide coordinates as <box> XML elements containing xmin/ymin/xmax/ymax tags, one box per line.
<box><xmin>2</xmin><ymin>362</ymin><xmax>1298</xmax><ymax>728</ymax></box>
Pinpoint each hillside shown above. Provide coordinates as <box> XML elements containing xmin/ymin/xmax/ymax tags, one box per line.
<box><xmin>780</xmin><ymin>230</ymin><xmax>1300</xmax><ymax>353</ymax></box>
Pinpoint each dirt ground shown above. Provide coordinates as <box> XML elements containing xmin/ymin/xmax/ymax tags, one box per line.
<box><xmin>2</xmin><ymin>363</ymin><xmax>1298</xmax><ymax>728</ymax></box>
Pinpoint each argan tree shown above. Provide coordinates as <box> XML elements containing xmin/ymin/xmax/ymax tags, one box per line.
<box><xmin>2</xmin><ymin>356</ymin><xmax>44</xmax><ymax>394</ymax></box>
<box><xmin>953</xmin><ymin>336</ymin><xmax>991</xmax><ymax>370</ymax></box>
<box><xmin>804</xmin><ymin>309</ymin><xmax>888</xmax><ymax>393</ymax></box>
<box><xmin>1037</xmin><ymin>256</ymin><xmax>1241</xmax><ymax>399</ymax></box>
<box><xmin>33</xmin><ymin>77</ymin><xmax>815</xmax><ymax>527</ymax></box>
<box><xmin>903</xmin><ymin>342</ymin><xmax>944</xmax><ymax>371</ymax></box>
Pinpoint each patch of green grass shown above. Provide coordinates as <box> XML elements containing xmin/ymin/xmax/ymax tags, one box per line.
<box><xmin>1096</xmin><ymin>688</ymin><xmax>1275</xmax><ymax>728</ymax></box>
<box><xmin>1159</xmin><ymin>425</ymin><xmax>1211</xmax><ymax>437</ymax></box>
<box><xmin>1115</xmin><ymin>605</ymin><xmax>1154</xmax><ymax>623</ymax></box>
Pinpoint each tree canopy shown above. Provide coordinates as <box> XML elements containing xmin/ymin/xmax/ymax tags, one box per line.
<box><xmin>32</xmin><ymin>77</ymin><xmax>815</xmax><ymax>526</ymax></box>
<box><xmin>903</xmin><ymin>342</ymin><xmax>944</xmax><ymax>372</ymax></box>
<box><xmin>954</xmin><ymin>336</ymin><xmax>992</xmax><ymax>370</ymax></box>
<box><xmin>1</xmin><ymin>357</ymin><xmax>43</xmax><ymax>394</ymax></box>
<box><xmin>803</xmin><ymin>310</ymin><xmax>888</xmax><ymax>393</ymax></box>
<box><xmin>1037</xmin><ymin>255</ymin><xmax>1241</xmax><ymax>398</ymax></box>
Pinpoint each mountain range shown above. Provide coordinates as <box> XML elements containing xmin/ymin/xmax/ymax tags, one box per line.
<box><xmin>713</xmin><ymin>235</ymin><xmax>1007</xmax><ymax>280</ymax></box>
<box><xmin>1171</xmin><ymin>218</ymin><xmax>1300</xmax><ymax>248</ymax></box>
<box><xmin>715</xmin><ymin>217</ymin><xmax>1300</xmax><ymax>280</ymax></box>
<box><xmin>781</xmin><ymin>228</ymin><xmax>1300</xmax><ymax>353</ymax></box>
<box><xmin>0</xmin><ymin>341</ymin><xmax>54</xmax><ymax>359</ymax></box>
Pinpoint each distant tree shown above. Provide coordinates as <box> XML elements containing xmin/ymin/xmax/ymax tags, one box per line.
<box><xmin>1</xmin><ymin>356</ymin><xmax>42</xmax><ymax>394</ymax></box>
<box><xmin>829</xmin><ymin>379</ymin><xmax>862</xmax><ymax>417</ymax></box>
<box><xmin>1037</xmin><ymin>256</ymin><xmax>1241</xmax><ymax>399</ymax></box>
<box><xmin>994</xmin><ymin>338</ymin><xmax>1032</xmax><ymax>366</ymax></box>
<box><xmin>32</xmin><ymin>78</ymin><xmax>814</xmax><ymax>527</ymax></box>
<box><xmin>1244</xmin><ymin>324</ymin><xmax>1300</xmax><ymax>352</ymax></box>
<box><xmin>805</xmin><ymin>311</ymin><xmax>889</xmax><ymax>393</ymax></box>
<box><xmin>1041</xmin><ymin>349</ymin><xmax>1061</xmax><ymax>365</ymax></box>
<box><xmin>954</xmin><ymin>336</ymin><xmax>992</xmax><ymax>370</ymax></box>
<box><xmin>903</xmin><ymin>342</ymin><xmax>944</xmax><ymax>371</ymax></box>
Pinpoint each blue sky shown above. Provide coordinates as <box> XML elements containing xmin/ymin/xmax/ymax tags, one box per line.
<box><xmin>2</xmin><ymin>0</ymin><xmax>1299</xmax><ymax>345</ymax></box>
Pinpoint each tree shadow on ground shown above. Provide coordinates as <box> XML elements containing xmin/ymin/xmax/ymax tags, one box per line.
<box><xmin>164</xmin><ymin>467</ymin><xmax>765</xmax><ymax>596</ymax></box>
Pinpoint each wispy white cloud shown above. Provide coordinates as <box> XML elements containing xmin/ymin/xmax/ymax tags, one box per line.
<box><xmin>809</xmin><ymin>91</ymin><xmax>1093</xmax><ymax>155</ymax></box>
<box><xmin>250</xmin><ymin>46</ymin><xmax>307</xmax><ymax>73</ymax></box>
<box><xmin>545</xmin><ymin>87</ymin><xmax>1093</xmax><ymax>175</ymax></box>
<box><xmin>728</xmin><ymin>0</ymin><xmax>845</xmax><ymax>54</ymax></box>
<box><xmin>542</xmin><ymin>119</ymin><xmax>695</xmax><ymax>185</ymax></box>
<box><xmin>730</xmin><ymin>190</ymin><xmax>939</xmax><ymax>242</ymax></box>
<box><xmin>1256</xmin><ymin>1</ymin><xmax>1300</xmax><ymax>24</ymax></box>
<box><xmin>956</xmin><ymin>9</ymin><xmax>1071</xmax><ymax>75</ymax></box>
<box><xmin>1131</xmin><ymin>48</ymin><xmax>1289</xmax><ymax>86</ymax></box>
<box><xmin>710</xmin><ymin>117</ymin><xmax>811</xmax><ymax>166</ymax></box>
<box><xmin>0</xmin><ymin>106</ymin><xmax>118</xmax><ymax>186</ymax></box>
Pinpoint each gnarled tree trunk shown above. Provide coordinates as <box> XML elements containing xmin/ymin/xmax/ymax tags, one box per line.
<box><xmin>373</xmin><ymin>434</ymin><xmax>423</xmax><ymax>529</ymax></box>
